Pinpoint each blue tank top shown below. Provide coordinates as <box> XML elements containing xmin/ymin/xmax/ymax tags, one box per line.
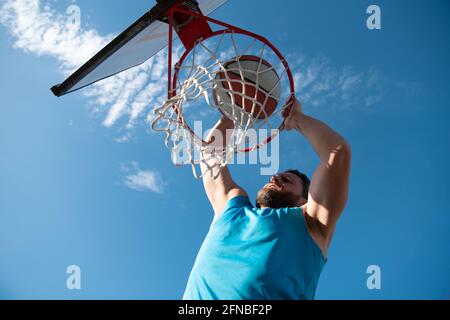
<box><xmin>183</xmin><ymin>196</ymin><xmax>326</xmax><ymax>300</ymax></box>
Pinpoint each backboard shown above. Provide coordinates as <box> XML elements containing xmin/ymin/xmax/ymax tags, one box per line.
<box><xmin>50</xmin><ymin>0</ymin><xmax>228</xmax><ymax>97</ymax></box>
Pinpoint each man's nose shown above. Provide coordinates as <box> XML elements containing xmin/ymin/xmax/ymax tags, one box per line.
<box><xmin>270</xmin><ymin>175</ymin><xmax>280</xmax><ymax>183</ymax></box>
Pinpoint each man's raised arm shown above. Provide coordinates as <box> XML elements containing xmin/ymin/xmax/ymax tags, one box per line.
<box><xmin>284</xmin><ymin>99</ymin><xmax>352</xmax><ymax>249</ymax></box>
<box><xmin>201</xmin><ymin>116</ymin><xmax>248</xmax><ymax>218</ymax></box>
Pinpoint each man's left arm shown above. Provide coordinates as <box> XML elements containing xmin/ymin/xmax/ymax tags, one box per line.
<box><xmin>284</xmin><ymin>100</ymin><xmax>352</xmax><ymax>247</ymax></box>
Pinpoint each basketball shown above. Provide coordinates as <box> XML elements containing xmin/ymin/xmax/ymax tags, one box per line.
<box><xmin>214</xmin><ymin>55</ymin><xmax>281</xmax><ymax>122</ymax></box>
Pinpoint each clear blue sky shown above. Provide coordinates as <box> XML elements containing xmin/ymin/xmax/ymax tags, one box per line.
<box><xmin>0</xmin><ymin>0</ymin><xmax>449</xmax><ymax>299</ymax></box>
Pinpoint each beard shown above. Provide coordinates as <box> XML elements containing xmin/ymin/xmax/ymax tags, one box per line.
<box><xmin>256</xmin><ymin>188</ymin><xmax>299</xmax><ymax>209</ymax></box>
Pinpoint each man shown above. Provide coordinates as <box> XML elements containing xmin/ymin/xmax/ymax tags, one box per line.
<box><xmin>183</xmin><ymin>99</ymin><xmax>351</xmax><ymax>300</ymax></box>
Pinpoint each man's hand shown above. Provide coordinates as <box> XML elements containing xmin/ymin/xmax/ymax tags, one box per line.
<box><xmin>282</xmin><ymin>98</ymin><xmax>304</xmax><ymax>131</ymax></box>
<box><xmin>202</xmin><ymin>115</ymin><xmax>248</xmax><ymax>218</ymax></box>
<box><xmin>204</xmin><ymin>116</ymin><xmax>234</xmax><ymax>158</ymax></box>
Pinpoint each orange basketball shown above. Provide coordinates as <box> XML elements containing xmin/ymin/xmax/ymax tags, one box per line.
<box><xmin>214</xmin><ymin>55</ymin><xmax>281</xmax><ymax>121</ymax></box>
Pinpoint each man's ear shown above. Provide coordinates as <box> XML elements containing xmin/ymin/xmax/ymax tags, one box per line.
<box><xmin>298</xmin><ymin>197</ymin><xmax>308</xmax><ymax>206</ymax></box>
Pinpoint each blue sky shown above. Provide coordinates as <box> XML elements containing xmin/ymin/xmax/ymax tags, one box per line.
<box><xmin>0</xmin><ymin>0</ymin><xmax>449</xmax><ymax>299</ymax></box>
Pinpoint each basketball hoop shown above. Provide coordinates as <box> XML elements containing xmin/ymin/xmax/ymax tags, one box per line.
<box><xmin>151</xmin><ymin>3</ymin><xmax>295</xmax><ymax>179</ymax></box>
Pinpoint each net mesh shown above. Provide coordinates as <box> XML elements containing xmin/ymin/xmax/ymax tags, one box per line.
<box><xmin>151</xmin><ymin>31</ymin><xmax>293</xmax><ymax>179</ymax></box>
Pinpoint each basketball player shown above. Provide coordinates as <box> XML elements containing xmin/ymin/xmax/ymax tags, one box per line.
<box><xmin>183</xmin><ymin>98</ymin><xmax>351</xmax><ymax>300</ymax></box>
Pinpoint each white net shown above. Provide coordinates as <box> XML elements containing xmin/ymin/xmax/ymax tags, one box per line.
<box><xmin>151</xmin><ymin>31</ymin><xmax>294</xmax><ymax>179</ymax></box>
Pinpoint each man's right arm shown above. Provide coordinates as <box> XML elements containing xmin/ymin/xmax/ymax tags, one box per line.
<box><xmin>201</xmin><ymin>117</ymin><xmax>248</xmax><ymax>218</ymax></box>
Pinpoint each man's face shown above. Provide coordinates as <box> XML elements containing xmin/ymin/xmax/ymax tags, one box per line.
<box><xmin>256</xmin><ymin>172</ymin><xmax>306</xmax><ymax>209</ymax></box>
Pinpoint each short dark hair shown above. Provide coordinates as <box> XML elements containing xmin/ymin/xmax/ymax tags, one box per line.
<box><xmin>284</xmin><ymin>169</ymin><xmax>310</xmax><ymax>199</ymax></box>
